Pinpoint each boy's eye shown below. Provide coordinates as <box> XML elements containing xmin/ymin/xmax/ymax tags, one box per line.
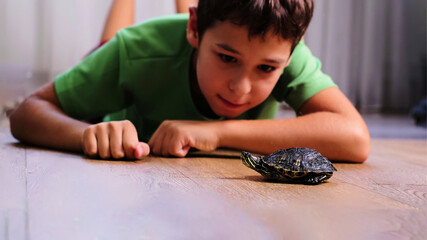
<box><xmin>219</xmin><ymin>54</ymin><xmax>237</xmax><ymax>63</ymax></box>
<box><xmin>258</xmin><ymin>65</ymin><xmax>276</xmax><ymax>73</ymax></box>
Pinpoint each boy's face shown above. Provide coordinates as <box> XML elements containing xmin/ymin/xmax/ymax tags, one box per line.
<box><xmin>187</xmin><ymin>9</ymin><xmax>293</xmax><ymax>118</ymax></box>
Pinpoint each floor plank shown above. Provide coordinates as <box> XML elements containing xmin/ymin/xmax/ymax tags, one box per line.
<box><xmin>334</xmin><ymin>139</ymin><xmax>427</xmax><ymax>211</ymax></box>
<box><xmin>25</xmin><ymin>148</ymin><xmax>282</xmax><ymax>239</ymax></box>
<box><xmin>371</xmin><ymin>139</ymin><xmax>427</xmax><ymax>166</ymax></box>
<box><xmin>0</xmin><ymin>124</ymin><xmax>27</xmax><ymax>240</ymax></box>
<box><xmin>157</xmin><ymin>154</ymin><xmax>423</xmax><ymax>238</ymax></box>
<box><xmin>163</xmin><ymin>155</ymin><xmax>414</xmax><ymax>207</ymax></box>
<box><xmin>0</xmin><ymin>121</ymin><xmax>426</xmax><ymax>239</ymax></box>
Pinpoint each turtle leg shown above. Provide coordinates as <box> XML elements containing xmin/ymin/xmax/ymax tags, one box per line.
<box><xmin>305</xmin><ymin>174</ymin><xmax>329</xmax><ymax>185</ymax></box>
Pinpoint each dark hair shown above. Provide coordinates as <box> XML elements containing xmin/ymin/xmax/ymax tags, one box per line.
<box><xmin>196</xmin><ymin>0</ymin><xmax>314</xmax><ymax>52</ymax></box>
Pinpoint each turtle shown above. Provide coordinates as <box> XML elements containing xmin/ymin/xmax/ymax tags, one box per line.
<box><xmin>241</xmin><ymin>148</ymin><xmax>337</xmax><ymax>185</ymax></box>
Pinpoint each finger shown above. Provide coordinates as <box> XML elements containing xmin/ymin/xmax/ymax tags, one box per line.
<box><xmin>133</xmin><ymin>142</ymin><xmax>150</xmax><ymax>159</ymax></box>
<box><xmin>161</xmin><ymin>132</ymin><xmax>173</xmax><ymax>157</ymax></box>
<box><xmin>109</xmin><ymin>124</ymin><xmax>125</xmax><ymax>159</ymax></box>
<box><xmin>170</xmin><ymin>136</ymin><xmax>191</xmax><ymax>157</ymax></box>
<box><xmin>122</xmin><ymin>121</ymin><xmax>140</xmax><ymax>159</ymax></box>
<box><xmin>96</xmin><ymin>126</ymin><xmax>111</xmax><ymax>159</ymax></box>
<box><xmin>83</xmin><ymin>128</ymin><xmax>98</xmax><ymax>158</ymax></box>
<box><xmin>147</xmin><ymin>127</ymin><xmax>158</xmax><ymax>153</ymax></box>
<box><xmin>173</xmin><ymin>143</ymin><xmax>191</xmax><ymax>157</ymax></box>
<box><xmin>147</xmin><ymin>129</ymin><xmax>156</xmax><ymax>146</ymax></box>
<box><xmin>149</xmin><ymin>129</ymin><xmax>165</xmax><ymax>156</ymax></box>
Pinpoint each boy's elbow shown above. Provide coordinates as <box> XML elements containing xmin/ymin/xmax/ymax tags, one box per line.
<box><xmin>351</xmin><ymin>145</ymin><xmax>370</xmax><ymax>163</ymax></box>
<box><xmin>348</xmin><ymin>126</ymin><xmax>371</xmax><ymax>163</ymax></box>
<box><xmin>9</xmin><ymin>99</ymin><xmax>32</xmax><ymax>142</ymax></box>
<box><xmin>9</xmin><ymin>106</ymin><xmax>23</xmax><ymax>141</ymax></box>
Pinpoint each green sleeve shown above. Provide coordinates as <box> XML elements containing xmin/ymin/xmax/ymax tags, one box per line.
<box><xmin>272</xmin><ymin>41</ymin><xmax>337</xmax><ymax>112</ymax></box>
<box><xmin>54</xmin><ymin>35</ymin><xmax>131</xmax><ymax>120</ymax></box>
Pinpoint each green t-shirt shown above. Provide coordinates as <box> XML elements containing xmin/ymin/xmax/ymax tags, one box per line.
<box><xmin>54</xmin><ymin>14</ymin><xmax>336</xmax><ymax>142</ymax></box>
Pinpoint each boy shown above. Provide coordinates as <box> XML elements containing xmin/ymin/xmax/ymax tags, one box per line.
<box><xmin>10</xmin><ymin>0</ymin><xmax>370</xmax><ymax>162</ymax></box>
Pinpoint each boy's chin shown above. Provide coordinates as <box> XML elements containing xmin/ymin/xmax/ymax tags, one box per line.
<box><xmin>214</xmin><ymin>109</ymin><xmax>244</xmax><ymax>119</ymax></box>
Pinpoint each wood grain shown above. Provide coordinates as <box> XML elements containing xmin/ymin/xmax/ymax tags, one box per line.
<box><xmin>0</xmin><ymin>123</ymin><xmax>426</xmax><ymax>239</ymax></box>
<box><xmin>334</xmin><ymin>139</ymin><xmax>427</xmax><ymax>212</ymax></box>
<box><xmin>0</xmin><ymin>124</ymin><xmax>27</xmax><ymax>240</ymax></box>
<box><xmin>24</xmin><ymin>148</ymin><xmax>284</xmax><ymax>239</ymax></box>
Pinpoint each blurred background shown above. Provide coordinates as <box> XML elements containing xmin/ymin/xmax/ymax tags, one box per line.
<box><xmin>0</xmin><ymin>0</ymin><xmax>426</xmax><ymax>138</ymax></box>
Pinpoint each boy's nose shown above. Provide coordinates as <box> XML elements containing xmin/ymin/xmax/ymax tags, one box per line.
<box><xmin>228</xmin><ymin>75</ymin><xmax>252</xmax><ymax>96</ymax></box>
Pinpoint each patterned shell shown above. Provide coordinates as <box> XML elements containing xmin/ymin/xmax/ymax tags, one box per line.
<box><xmin>241</xmin><ymin>148</ymin><xmax>337</xmax><ymax>184</ymax></box>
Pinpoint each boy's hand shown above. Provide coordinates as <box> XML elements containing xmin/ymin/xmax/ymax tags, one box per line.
<box><xmin>148</xmin><ymin>120</ymin><xmax>220</xmax><ymax>157</ymax></box>
<box><xmin>81</xmin><ymin>120</ymin><xmax>150</xmax><ymax>160</ymax></box>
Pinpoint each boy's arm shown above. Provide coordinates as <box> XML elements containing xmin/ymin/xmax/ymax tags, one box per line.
<box><xmin>149</xmin><ymin>87</ymin><xmax>370</xmax><ymax>162</ymax></box>
<box><xmin>10</xmin><ymin>83</ymin><xmax>89</xmax><ymax>152</ymax></box>
<box><xmin>9</xmin><ymin>83</ymin><xmax>149</xmax><ymax>159</ymax></box>
<box><xmin>218</xmin><ymin>87</ymin><xmax>370</xmax><ymax>162</ymax></box>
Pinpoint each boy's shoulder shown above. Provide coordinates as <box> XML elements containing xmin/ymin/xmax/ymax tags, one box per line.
<box><xmin>116</xmin><ymin>14</ymin><xmax>191</xmax><ymax>60</ymax></box>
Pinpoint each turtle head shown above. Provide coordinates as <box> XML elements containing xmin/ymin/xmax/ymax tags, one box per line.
<box><xmin>241</xmin><ymin>151</ymin><xmax>261</xmax><ymax>170</ymax></box>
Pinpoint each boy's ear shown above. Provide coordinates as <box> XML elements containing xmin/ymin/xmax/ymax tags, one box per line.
<box><xmin>186</xmin><ymin>6</ymin><xmax>199</xmax><ymax>48</ymax></box>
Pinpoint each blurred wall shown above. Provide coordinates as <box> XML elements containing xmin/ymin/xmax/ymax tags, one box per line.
<box><xmin>305</xmin><ymin>0</ymin><xmax>426</xmax><ymax>113</ymax></box>
<box><xmin>0</xmin><ymin>0</ymin><xmax>175</xmax><ymax>87</ymax></box>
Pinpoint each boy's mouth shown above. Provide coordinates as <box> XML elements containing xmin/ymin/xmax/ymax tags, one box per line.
<box><xmin>217</xmin><ymin>95</ymin><xmax>246</xmax><ymax>109</ymax></box>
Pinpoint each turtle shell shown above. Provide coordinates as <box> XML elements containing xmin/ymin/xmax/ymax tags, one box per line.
<box><xmin>241</xmin><ymin>148</ymin><xmax>337</xmax><ymax>185</ymax></box>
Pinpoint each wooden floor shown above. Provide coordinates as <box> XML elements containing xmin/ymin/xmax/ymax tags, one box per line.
<box><xmin>0</xmin><ymin>119</ymin><xmax>426</xmax><ymax>240</ymax></box>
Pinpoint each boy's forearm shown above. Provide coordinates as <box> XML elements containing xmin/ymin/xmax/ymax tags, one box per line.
<box><xmin>10</xmin><ymin>97</ymin><xmax>89</xmax><ymax>152</ymax></box>
<box><xmin>217</xmin><ymin>113</ymin><xmax>370</xmax><ymax>162</ymax></box>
